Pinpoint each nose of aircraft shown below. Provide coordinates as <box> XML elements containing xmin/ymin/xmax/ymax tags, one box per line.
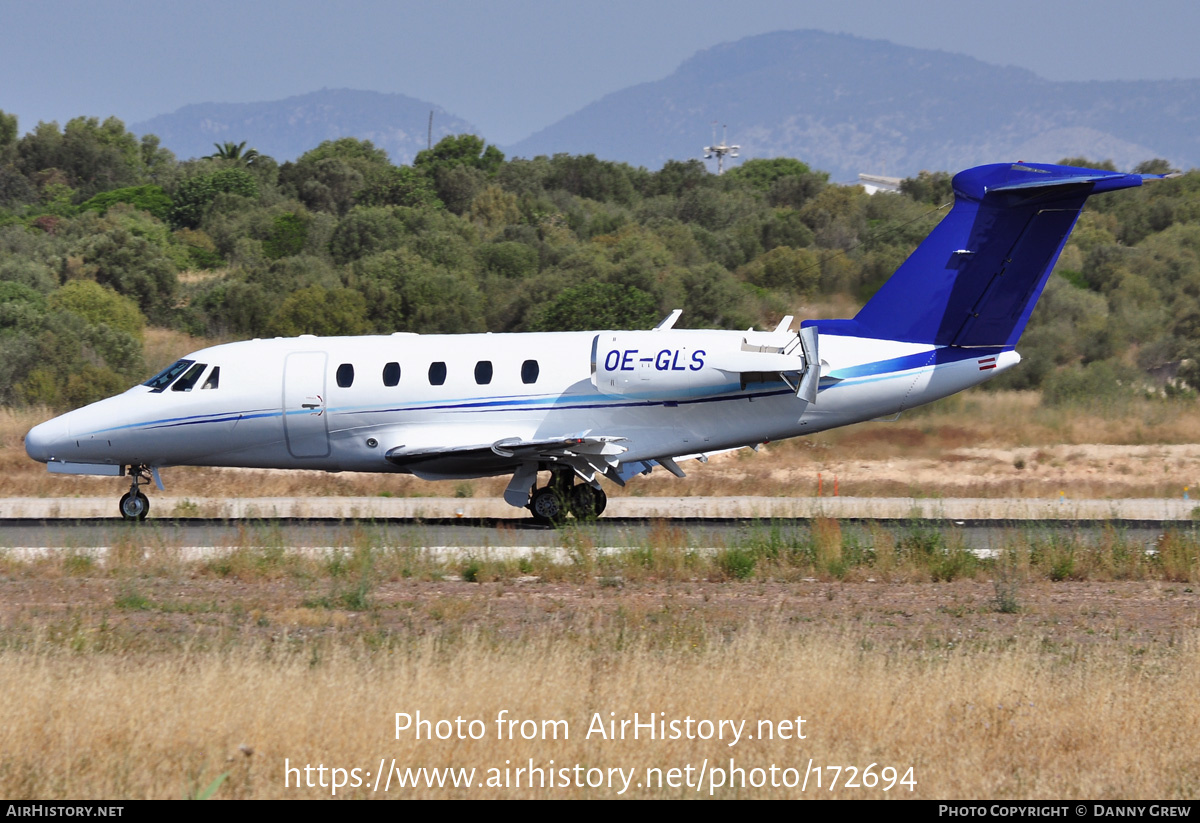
<box><xmin>25</xmin><ymin>415</ymin><xmax>71</xmax><ymax>463</ymax></box>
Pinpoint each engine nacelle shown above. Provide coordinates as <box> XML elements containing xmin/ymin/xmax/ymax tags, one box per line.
<box><xmin>590</xmin><ymin>330</ymin><xmax>807</xmax><ymax>400</ymax></box>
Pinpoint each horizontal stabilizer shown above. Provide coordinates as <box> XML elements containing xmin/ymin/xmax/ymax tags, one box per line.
<box><xmin>985</xmin><ymin>173</ymin><xmax>1132</xmax><ymax>193</ymax></box>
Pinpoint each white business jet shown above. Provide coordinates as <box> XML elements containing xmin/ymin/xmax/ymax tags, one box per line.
<box><xmin>25</xmin><ymin>162</ymin><xmax>1159</xmax><ymax>522</ymax></box>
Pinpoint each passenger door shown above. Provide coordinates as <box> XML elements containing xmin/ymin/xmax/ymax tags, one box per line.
<box><xmin>283</xmin><ymin>351</ymin><xmax>331</xmax><ymax>459</ymax></box>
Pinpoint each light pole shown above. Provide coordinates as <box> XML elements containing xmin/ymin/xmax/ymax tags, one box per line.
<box><xmin>704</xmin><ymin>123</ymin><xmax>740</xmax><ymax>175</ymax></box>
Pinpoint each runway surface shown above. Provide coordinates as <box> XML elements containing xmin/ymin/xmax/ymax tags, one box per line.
<box><xmin>0</xmin><ymin>511</ymin><xmax>1190</xmax><ymax>556</ymax></box>
<box><xmin>2</xmin><ymin>495</ymin><xmax>1198</xmax><ymax>521</ymax></box>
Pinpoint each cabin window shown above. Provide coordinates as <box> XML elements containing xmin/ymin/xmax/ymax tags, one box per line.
<box><xmin>521</xmin><ymin>359</ymin><xmax>539</xmax><ymax>384</ymax></box>
<box><xmin>336</xmin><ymin>363</ymin><xmax>354</xmax><ymax>388</ymax></box>
<box><xmin>428</xmin><ymin>362</ymin><xmax>447</xmax><ymax>386</ymax></box>
<box><xmin>171</xmin><ymin>362</ymin><xmax>207</xmax><ymax>392</ymax></box>
<box><xmin>474</xmin><ymin>360</ymin><xmax>493</xmax><ymax>385</ymax></box>
<box><xmin>382</xmin><ymin>362</ymin><xmax>400</xmax><ymax>387</ymax></box>
<box><xmin>144</xmin><ymin>359</ymin><xmax>194</xmax><ymax>392</ymax></box>
<box><xmin>201</xmin><ymin>366</ymin><xmax>220</xmax><ymax>390</ymax></box>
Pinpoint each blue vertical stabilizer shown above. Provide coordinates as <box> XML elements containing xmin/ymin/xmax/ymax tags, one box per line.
<box><xmin>851</xmin><ymin>163</ymin><xmax>1155</xmax><ymax>348</ymax></box>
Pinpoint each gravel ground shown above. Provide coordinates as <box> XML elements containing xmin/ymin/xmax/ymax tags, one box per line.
<box><xmin>3</xmin><ymin>575</ymin><xmax>1196</xmax><ymax>652</ymax></box>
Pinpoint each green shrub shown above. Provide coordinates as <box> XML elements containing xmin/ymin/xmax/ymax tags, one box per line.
<box><xmin>262</xmin><ymin>213</ymin><xmax>308</xmax><ymax>260</ymax></box>
<box><xmin>171</xmin><ymin>168</ymin><xmax>259</xmax><ymax>228</ymax></box>
<box><xmin>81</xmin><ymin>185</ymin><xmax>172</xmax><ymax>222</ymax></box>
<box><xmin>717</xmin><ymin>548</ymin><xmax>756</xmax><ymax>580</ymax></box>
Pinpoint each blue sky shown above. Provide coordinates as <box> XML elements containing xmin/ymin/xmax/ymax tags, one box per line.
<box><xmin>3</xmin><ymin>0</ymin><xmax>1198</xmax><ymax>145</ymax></box>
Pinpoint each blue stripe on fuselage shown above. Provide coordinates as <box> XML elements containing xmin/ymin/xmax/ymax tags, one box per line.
<box><xmin>84</xmin><ymin>408</ymin><xmax>279</xmax><ymax>435</ymax></box>
<box><xmin>827</xmin><ymin>346</ymin><xmax>1003</xmax><ymax>381</ymax></box>
<box><xmin>74</xmin><ymin>346</ymin><xmax>999</xmax><ymax>437</ymax></box>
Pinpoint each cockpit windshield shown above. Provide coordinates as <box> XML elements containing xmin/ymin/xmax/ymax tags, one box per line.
<box><xmin>143</xmin><ymin>359</ymin><xmax>195</xmax><ymax>392</ymax></box>
<box><xmin>171</xmin><ymin>362</ymin><xmax>207</xmax><ymax>392</ymax></box>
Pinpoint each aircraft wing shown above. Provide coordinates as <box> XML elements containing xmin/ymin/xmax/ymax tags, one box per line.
<box><xmin>387</xmin><ymin>434</ymin><xmax>628</xmax><ymax>507</ymax></box>
<box><xmin>612</xmin><ymin>445</ymin><xmax>752</xmax><ymax>484</ymax></box>
<box><xmin>386</xmin><ymin>434</ymin><xmax>627</xmax><ymax>467</ymax></box>
<box><xmin>386</xmin><ymin>435</ymin><xmax>629</xmax><ymax>505</ymax></box>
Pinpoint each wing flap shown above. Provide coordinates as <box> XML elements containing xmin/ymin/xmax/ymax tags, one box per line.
<box><xmin>386</xmin><ymin>434</ymin><xmax>628</xmax><ymax>483</ymax></box>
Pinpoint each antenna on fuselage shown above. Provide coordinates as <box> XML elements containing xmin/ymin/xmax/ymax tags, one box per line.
<box><xmin>703</xmin><ymin>123</ymin><xmax>739</xmax><ymax>175</ymax></box>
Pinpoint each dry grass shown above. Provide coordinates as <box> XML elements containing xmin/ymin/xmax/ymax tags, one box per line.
<box><xmin>3</xmin><ymin>520</ymin><xmax>1199</xmax><ymax>799</ymax></box>
<box><xmin>175</xmin><ymin>267</ymin><xmax>230</xmax><ymax>286</ymax></box>
<box><xmin>142</xmin><ymin>326</ymin><xmax>226</xmax><ymax>373</ymax></box>
<box><xmin>5</xmin><ymin>516</ymin><xmax>1197</xmax><ymax>586</ymax></box>
<box><xmin>10</xmin><ymin>389</ymin><xmax>1200</xmax><ymax>500</ymax></box>
<box><xmin>625</xmin><ymin>391</ymin><xmax>1200</xmax><ymax>500</ymax></box>
<box><xmin>9</xmin><ymin>324</ymin><xmax>1200</xmax><ymax>799</ymax></box>
<box><xmin>1</xmin><ymin>624</ymin><xmax>1197</xmax><ymax>798</ymax></box>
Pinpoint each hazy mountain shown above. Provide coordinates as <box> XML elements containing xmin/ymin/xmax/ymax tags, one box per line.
<box><xmin>506</xmin><ymin>30</ymin><xmax>1200</xmax><ymax>180</ymax></box>
<box><xmin>131</xmin><ymin>32</ymin><xmax>1200</xmax><ymax>180</ymax></box>
<box><xmin>133</xmin><ymin>89</ymin><xmax>478</xmax><ymax>164</ymax></box>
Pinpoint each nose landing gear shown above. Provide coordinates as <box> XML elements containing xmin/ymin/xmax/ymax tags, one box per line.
<box><xmin>118</xmin><ymin>465</ymin><xmax>155</xmax><ymax>521</ymax></box>
<box><xmin>119</xmin><ymin>490</ymin><xmax>149</xmax><ymax>520</ymax></box>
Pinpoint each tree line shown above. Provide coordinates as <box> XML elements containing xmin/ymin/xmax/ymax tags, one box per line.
<box><xmin>0</xmin><ymin>111</ymin><xmax>1195</xmax><ymax>410</ymax></box>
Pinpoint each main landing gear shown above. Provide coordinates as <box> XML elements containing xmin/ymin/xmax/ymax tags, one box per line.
<box><xmin>118</xmin><ymin>465</ymin><xmax>153</xmax><ymax>521</ymax></box>
<box><xmin>529</xmin><ymin>468</ymin><xmax>607</xmax><ymax>525</ymax></box>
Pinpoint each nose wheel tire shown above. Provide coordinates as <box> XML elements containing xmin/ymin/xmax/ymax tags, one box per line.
<box><xmin>119</xmin><ymin>491</ymin><xmax>150</xmax><ymax>521</ymax></box>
